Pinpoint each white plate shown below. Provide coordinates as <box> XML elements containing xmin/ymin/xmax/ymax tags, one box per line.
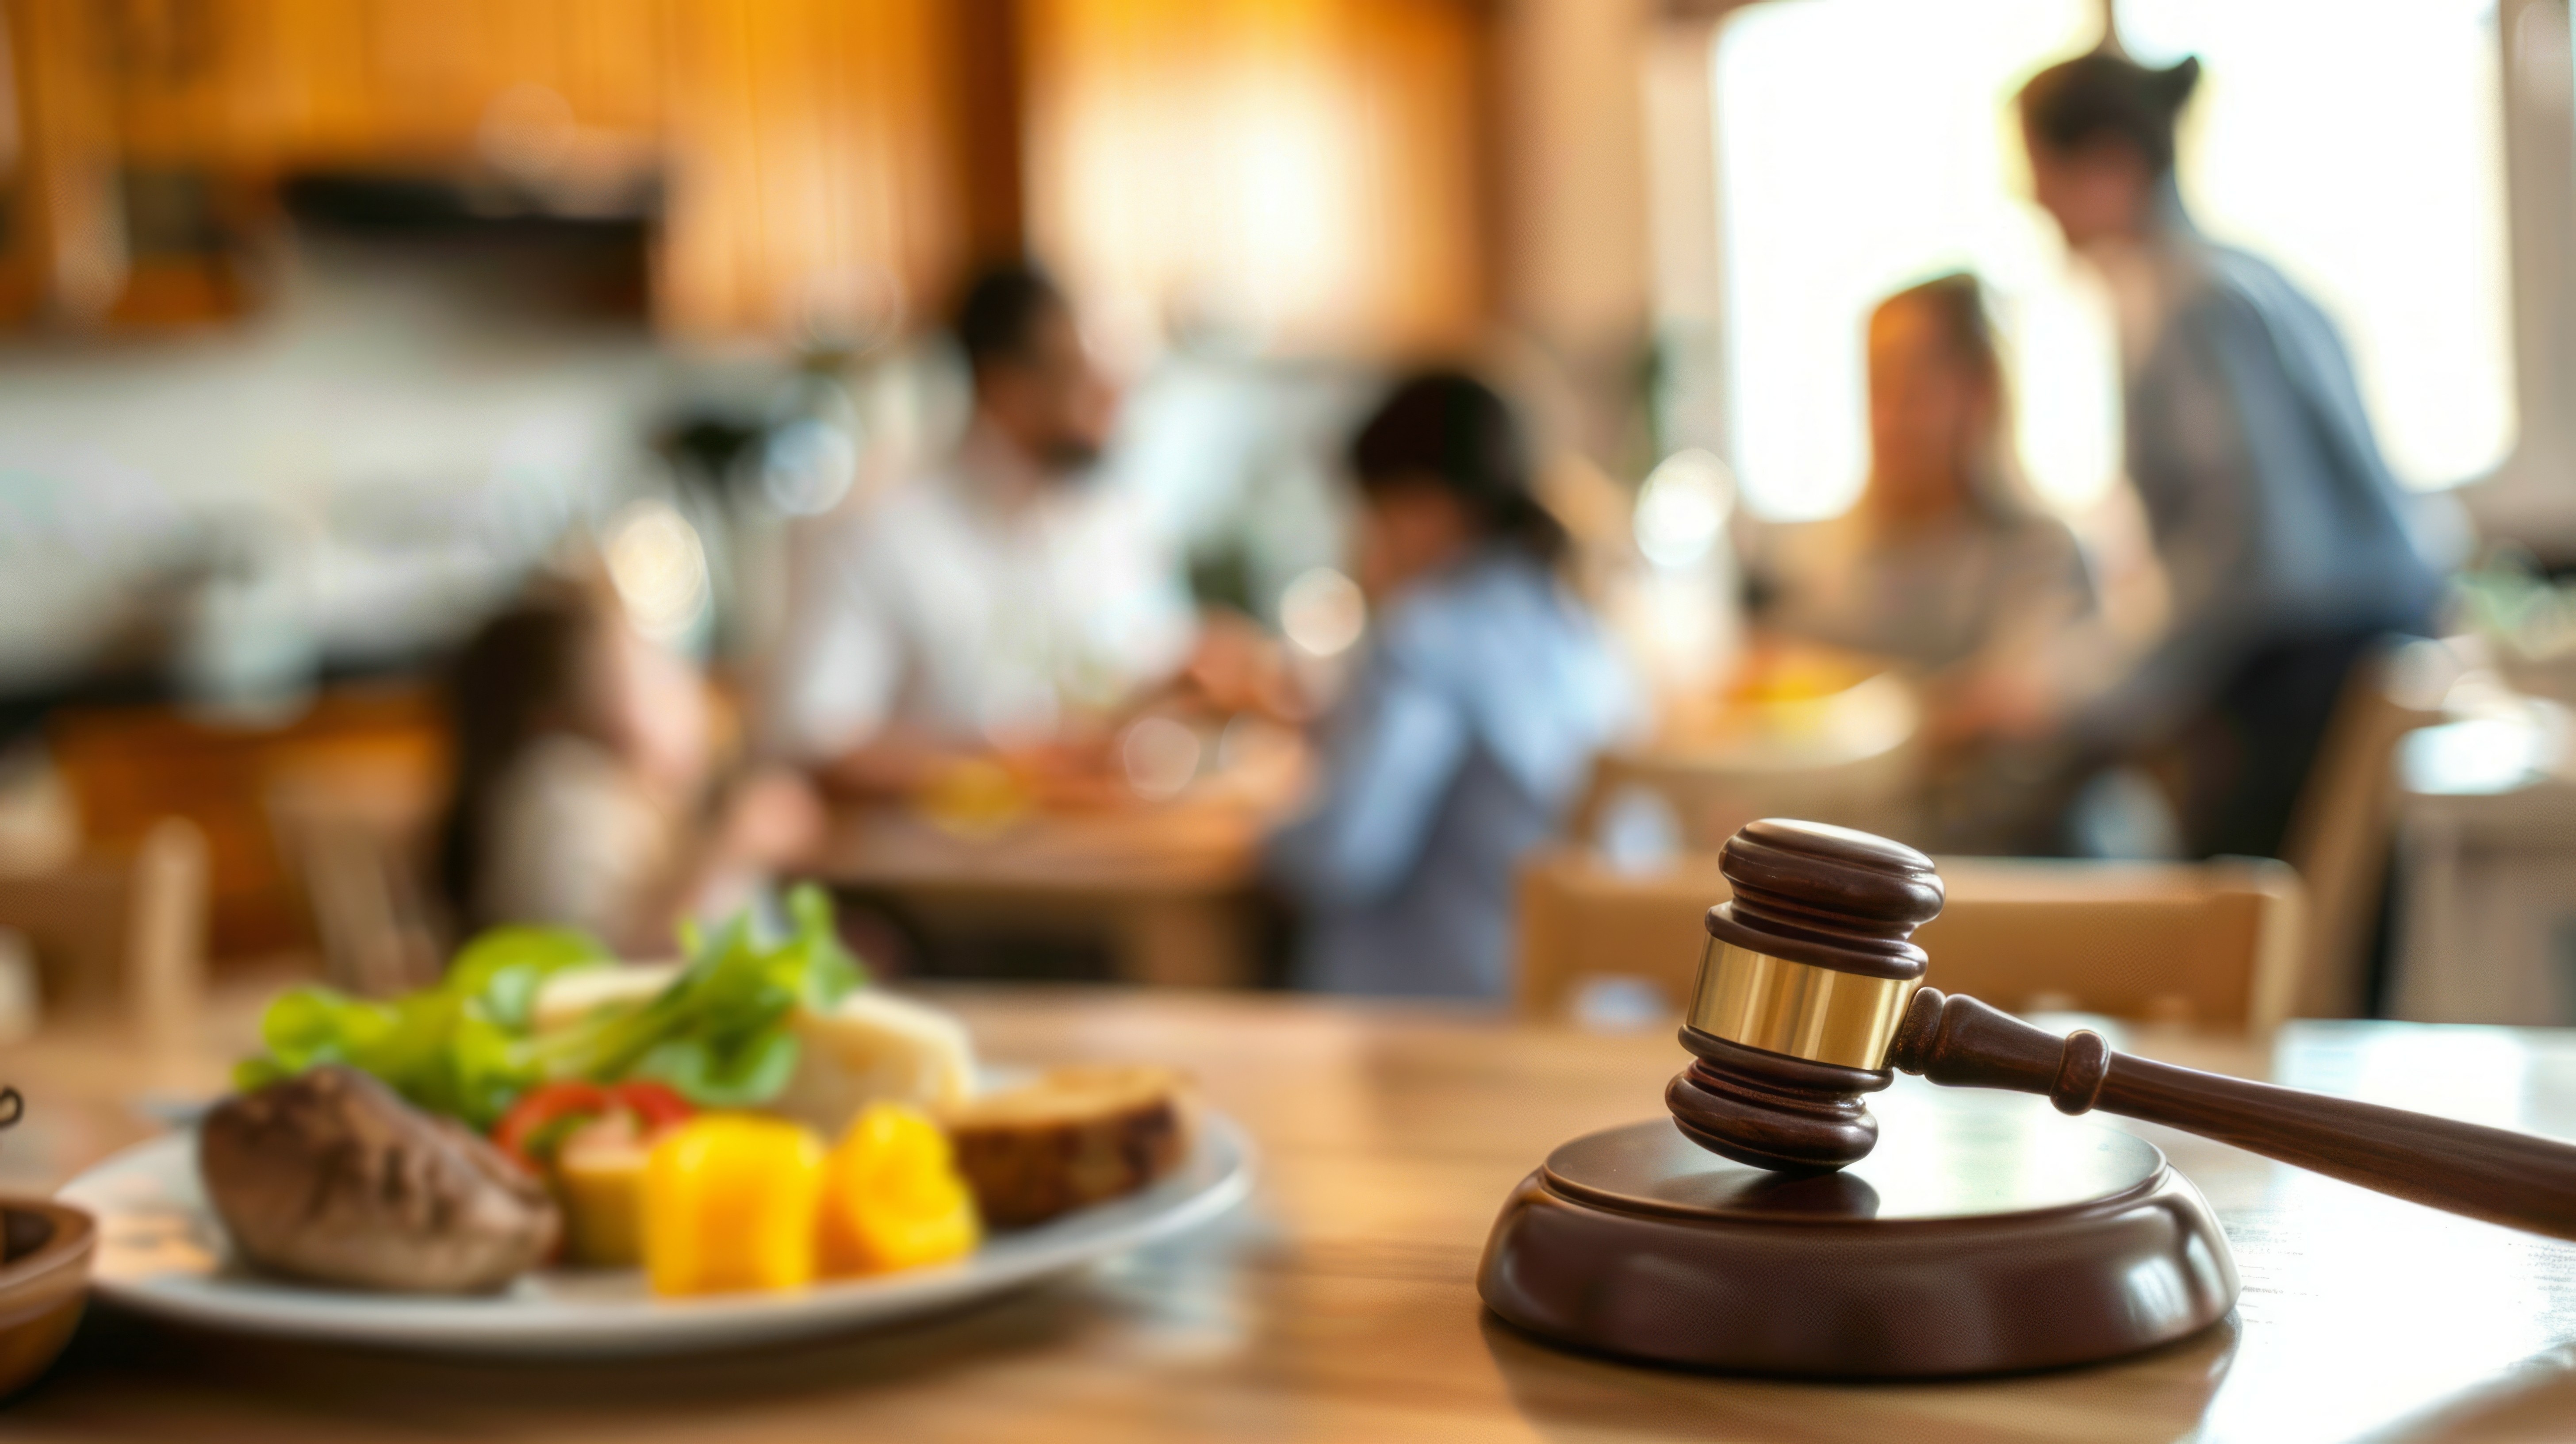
<box><xmin>56</xmin><ymin>1111</ymin><xmax>1252</xmax><ymax>1358</ymax></box>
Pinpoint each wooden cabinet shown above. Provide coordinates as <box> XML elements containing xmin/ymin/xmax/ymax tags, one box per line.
<box><xmin>654</xmin><ymin>0</ymin><xmax>963</xmax><ymax>342</ymax></box>
<box><xmin>1</xmin><ymin>0</ymin><xmax>1495</xmax><ymax>347</ymax></box>
<box><xmin>1023</xmin><ymin>0</ymin><xmax>1491</xmax><ymax>359</ymax></box>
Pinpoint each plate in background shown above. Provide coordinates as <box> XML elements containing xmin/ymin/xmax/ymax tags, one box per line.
<box><xmin>57</xmin><ymin>1110</ymin><xmax>1251</xmax><ymax>1358</ymax></box>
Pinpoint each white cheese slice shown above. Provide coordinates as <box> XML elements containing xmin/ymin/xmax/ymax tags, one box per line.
<box><xmin>770</xmin><ymin>989</ymin><xmax>978</xmax><ymax>1137</ymax></box>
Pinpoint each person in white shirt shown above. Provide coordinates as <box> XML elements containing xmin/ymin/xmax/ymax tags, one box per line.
<box><xmin>765</xmin><ymin>265</ymin><xmax>1196</xmax><ymax>794</ymax></box>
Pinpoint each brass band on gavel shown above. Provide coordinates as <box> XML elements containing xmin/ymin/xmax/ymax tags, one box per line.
<box><xmin>1685</xmin><ymin>941</ymin><xmax>1921</xmax><ymax>1071</ymax></box>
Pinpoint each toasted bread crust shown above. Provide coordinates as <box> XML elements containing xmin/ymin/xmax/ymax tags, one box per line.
<box><xmin>943</xmin><ymin>1067</ymin><xmax>1188</xmax><ymax>1227</ymax></box>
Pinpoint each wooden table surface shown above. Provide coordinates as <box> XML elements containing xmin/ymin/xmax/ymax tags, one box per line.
<box><xmin>3</xmin><ymin>987</ymin><xmax>2574</xmax><ymax>1442</ymax></box>
<box><xmin>809</xmin><ymin>799</ymin><xmax>1275</xmax><ymax>987</ymax></box>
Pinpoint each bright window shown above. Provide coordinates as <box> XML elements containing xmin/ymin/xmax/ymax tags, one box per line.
<box><xmin>2124</xmin><ymin>0</ymin><xmax>2516</xmax><ymax>491</ymax></box>
<box><xmin>1715</xmin><ymin>0</ymin><xmax>2114</xmax><ymax>522</ymax></box>
<box><xmin>1712</xmin><ymin>0</ymin><xmax>2516</xmax><ymax>524</ymax></box>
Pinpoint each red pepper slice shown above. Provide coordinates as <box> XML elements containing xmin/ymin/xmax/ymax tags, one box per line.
<box><xmin>491</xmin><ymin>1080</ymin><xmax>698</xmax><ymax>1171</ymax></box>
<box><xmin>607</xmin><ymin>1081</ymin><xmax>694</xmax><ymax>1132</ymax></box>
<box><xmin>492</xmin><ymin>1081</ymin><xmax>610</xmax><ymax>1169</ymax></box>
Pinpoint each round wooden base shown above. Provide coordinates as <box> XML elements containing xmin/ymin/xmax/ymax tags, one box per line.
<box><xmin>1477</xmin><ymin>1117</ymin><xmax>2239</xmax><ymax>1378</ymax></box>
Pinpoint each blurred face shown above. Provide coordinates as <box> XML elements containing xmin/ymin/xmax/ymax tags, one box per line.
<box><xmin>1866</xmin><ymin>299</ymin><xmax>1990</xmax><ymax>522</ymax></box>
<box><xmin>586</xmin><ymin>618</ymin><xmax>711</xmax><ymax>799</ymax></box>
<box><xmin>976</xmin><ymin>303</ymin><xmax>1118</xmax><ymax>476</ymax></box>
<box><xmin>2024</xmin><ymin>134</ymin><xmax>2154</xmax><ymax>252</ymax></box>
<box><xmin>1355</xmin><ymin>477</ymin><xmax>1475</xmax><ymax>602</ymax></box>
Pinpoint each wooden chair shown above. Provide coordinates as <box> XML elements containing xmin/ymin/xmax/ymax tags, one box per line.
<box><xmin>265</xmin><ymin>762</ymin><xmax>448</xmax><ymax>997</ymax></box>
<box><xmin>0</xmin><ymin>818</ymin><xmax>209</xmax><ymax>1040</ymax></box>
<box><xmin>1571</xmin><ymin>674</ymin><xmax>1925</xmax><ymax>852</ymax></box>
<box><xmin>1518</xmin><ymin>846</ymin><xmax>2306</xmax><ymax>1033</ymax></box>
<box><xmin>2277</xmin><ymin>639</ymin><xmax>2447</xmax><ymax>1019</ymax></box>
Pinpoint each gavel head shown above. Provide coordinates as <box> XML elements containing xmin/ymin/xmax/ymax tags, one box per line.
<box><xmin>1665</xmin><ymin>819</ymin><xmax>1943</xmax><ymax>1172</ymax></box>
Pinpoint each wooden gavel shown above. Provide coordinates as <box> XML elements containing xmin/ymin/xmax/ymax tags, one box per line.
<box><xmin>1668</xmin><ymin>819</ymin><xmax>2576</xmax><ymax>1240</ymax></box>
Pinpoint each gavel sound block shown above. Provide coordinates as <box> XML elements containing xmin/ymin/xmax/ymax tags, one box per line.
<box><xmin>1476</xmin><ymin>820</ymin><xmax>2576</xmax><ymax>1378</ymax></box>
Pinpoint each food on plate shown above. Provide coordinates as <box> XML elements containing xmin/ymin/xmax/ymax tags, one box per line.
<box><xmin>639</xmin><ymin>1104</ymin><xmax>980</xmax><ymax>1295</ymax></box>
<box><xmin>942</xmin><ymin>1066</ymin><xmax>1189</xmax><ymax>1227</ymax></box>
<box><xmin>818</xmin><ymin>1104</ymin><xmax>981</xmax><ymax>1276</ymax></box>
<box><xmin>531</xmin><ymin>967</ymin><xmax>976</xmax><ymax>1135</ymax></box>
<box><xmin>774</xmin><ymin>991</ymin><xmax>977</xmax><ymax>1132</ymax></box>
<box><xmin>527</xmin><ymin>962</ymin><xmax>680</xmax><ymax>1033</ymax></box>
<box><xmin>199</xmin><ymin>1065</ymin><xmax>560</xmax><ymax>1293</ymax></box>
<box><xmin>205</xmin><ymin>891</ymin><xmax>1188</xmax><ymax>1300</ymax></box>
<box><xmin>492</xmin><ymin>1080</ymin><xmax>694</xmax><ymax>1267</ymax></box>
<box><xmin>557</xmin><ymin>1138</ymin><xmax>649</xmax><ymax>1269</ymax></box>
<box><xmin>238</xmin><ymin>886</ymin><xmax>864</xmax><ymax>1132</ymax></box>
<box><xmin>642</xmin><ymin>1114</ymin><xmax>825</xmax><ymax>1296</ymax></box>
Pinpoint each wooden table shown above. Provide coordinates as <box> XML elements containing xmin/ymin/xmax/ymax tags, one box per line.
<box><xmin>3</xmin><ymin>989</ymin><xmax>2574</xmax><ymax>1441</ymax></box>
<box><xmin>808</xmin><ymin>800</ymin><xmax>1273</xmax><ymax>988</ymax></box>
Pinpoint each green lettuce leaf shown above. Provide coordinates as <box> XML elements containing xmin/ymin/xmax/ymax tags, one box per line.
<box><xmin>234</xmin><ymin>891</ymin><xmax>867</xmax><ymax>1127</ymax></box>
<box><xmin>234</xmin><ymin>926</ymin><xmax>611</xmax><ymax>1127</ymax></box>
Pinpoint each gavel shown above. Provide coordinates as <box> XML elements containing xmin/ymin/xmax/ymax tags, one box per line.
<box><xmin>1669</xmin><ymin>819</ymin><xmax>2576</xmax><ymax>1240</ymax></box>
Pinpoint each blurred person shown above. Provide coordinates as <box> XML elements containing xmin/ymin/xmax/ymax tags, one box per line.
<box><xmin>1756</xmin><ymin>273</ymin><xmax>2093</xmax><ymax>677</ymax></box>
<box><xmin>2014</xmin><ymin>50</ymin><xmax>2446</xmax><ymax>859</ymax></box>
<box><xmin>764</xmin><ymin>263</ymin><xmax>1195</xmax><ymax>795</ymax></box>
<box><xmin>1267</xmin><ymin>373</ymin><xmax>1637</xmax><ymax>1000</ymax></box>
<box><xmin>1753</xmin><ymin>273</ymin><xmax>2097</xmax><ymax>851</ymax></box>
<box><xmin>439</xmin><ymin>582</ymin><xmax>824</xmax><ymax>956</ymax></box>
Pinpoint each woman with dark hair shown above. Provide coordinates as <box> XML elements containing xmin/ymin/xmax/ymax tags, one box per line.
<box><xmin>2015</xmin><ymin>49</ymin><xmax>2447</xmax><ymax>859</ymax></box>
<box><xmin>1266</xmin><ymin>371</ymin><xmax>1637</xmax><ymax>999</ymax></box>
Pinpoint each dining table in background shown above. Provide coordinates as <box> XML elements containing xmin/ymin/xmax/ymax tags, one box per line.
<box><xmin>1577</xmin><ymin>644</ymin><xmax>1927</xmax><ymax>856</ymax></box>
<box><xmin>1</xmin><ymin>985</ymin><xmax>2572</xmax><ymax>1442</ymax></box>
<box><xmin>807</xmin><ymin>794</ymin><xmax>1276</xmax><ymax>989</ymax></box>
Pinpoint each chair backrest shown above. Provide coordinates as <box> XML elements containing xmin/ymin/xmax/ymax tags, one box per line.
<box><xmin>1518</xmin><ymin>847</ymin><xmax>2306</xmax><ymax>1032</ymax></box>
<box><xmin>0</xmin><ymin>817</ymin><xmax>208</xmax><ymax>1040</ymax></box>
<box><xmin>266</xmin><ymin>762</ymin><xmax>447</xmax><ymax>997</ymax></box>
<box><xmin>2278</xmin><ymin>640</ymin><xmax>2444</xmax><ymax>1018</ymax></box>
<box><xmin>1569</xmin><ymin>674</ymin><xmax>1924</xmax><ymax>852</ymax></box>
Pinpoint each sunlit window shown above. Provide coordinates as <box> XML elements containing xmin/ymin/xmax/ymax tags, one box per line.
<box><xmin>1712</xmin><ymin>0</ymin><xmax>2516</xmax><ymax>524</ymax></box>
<box><xmin>1715</xmin><ymin>0</ymin><xmax>2114</xmax><ymax>522</ymax></box>
<box><xmin>2124</xmin><ymin>0</ymin><xmax>2515</xmax><ymax>491</ymax></box>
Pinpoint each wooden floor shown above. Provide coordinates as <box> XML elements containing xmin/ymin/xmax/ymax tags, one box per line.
<box><xmin>1</xmin><ymin>986</ymin><xmax>2572</xmax><ymax>1442</ymax></box>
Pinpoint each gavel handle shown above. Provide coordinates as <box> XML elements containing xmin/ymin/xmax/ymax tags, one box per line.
<box><xmin>1888</xmin><ymin>987</ymin><xmax>2576</xmax><ymax>1240</ymax></box>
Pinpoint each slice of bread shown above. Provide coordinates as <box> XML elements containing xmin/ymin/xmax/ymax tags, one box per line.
<box><xmin>940</xmin><ymin>1066</ymin><xmax>1188</xmax><ymax>1228</ymax></box>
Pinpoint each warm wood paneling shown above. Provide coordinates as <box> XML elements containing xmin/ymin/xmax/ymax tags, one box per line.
<box><xmin>3</xmin><ymin>0</ymin><xmax>1486</xmax><ymax>345</ymax></box>
<box><xmin>1023</xmin><ymin>0</ymin><xmax>1489</xmax><ymax>359</ymax></box>
<box><xmin>257</xmin><ymin>0</ymin><xmax>663</xmax><ymax>168</ymax></box>
<box><xmin>655</xmin><ymin>0</ymin><xmax>962</xmax><ymax>342</ymax></box>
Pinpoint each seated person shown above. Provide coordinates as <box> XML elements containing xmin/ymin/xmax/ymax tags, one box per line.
<box><xmin>763</xmin><ymin>263</ymin><xmax>1196</xmax><ymax>796</ymax></box>
<box><xmin>1754</xmin><ymin>273</ymin><xmax>2093</xmax><ymax>680</ymax></box>
<box><xmin>438</xmin><ymin>581</ymin><xmax>823</xmax><ymax>955</ymax></box>
<box><xmin>1750</xmin><ymin>274</ymin><xmax>2100</xmax><ymax>850</ymax></box>
<box><xmin>1267</xmin><ymin>372</ymin><xmax>1638</xmax><ymax>1001</ymax></box>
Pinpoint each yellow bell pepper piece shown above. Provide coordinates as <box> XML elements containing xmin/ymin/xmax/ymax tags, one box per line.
<box><xmin>643</xmin><ymin>1115</ymin><xmax>824</xmax><ymax>1296</ymax></box>
<box><xmin>818</xmin><ymin>1103</ymin><xmax>981</xmax><ymax>1277</ymax></box>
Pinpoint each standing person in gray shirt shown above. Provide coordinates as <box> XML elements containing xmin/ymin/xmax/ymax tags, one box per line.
<box><xmin>2012</xmin><ymin>49</ymin><xmax>2449</xmax><ymax>859</ymax></box>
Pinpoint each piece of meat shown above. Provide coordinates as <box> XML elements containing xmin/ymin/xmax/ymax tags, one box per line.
<box><xmin>199</xmin><ymin>1066</ymin><xmax>560</xmax><ymax>1294</ymax></box>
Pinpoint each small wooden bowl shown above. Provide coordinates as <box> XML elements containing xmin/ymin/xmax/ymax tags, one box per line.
<box><xmin>0</xmin><ymin>1199</ymin><xmax>92</xmax><ymax>1401</ymax></box>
